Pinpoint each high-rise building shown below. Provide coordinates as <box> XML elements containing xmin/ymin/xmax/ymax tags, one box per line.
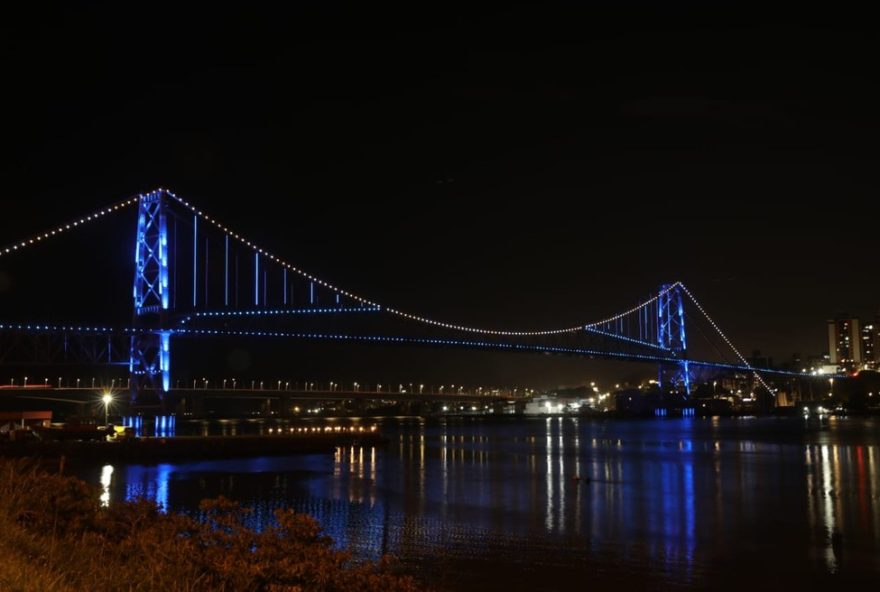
<box><xmin>827</xmin><ymin>316</ymin><xmax>862</xmax><ymax>370</ymax></box>
<box><xmin>862</xmin><ymin>320</ymin><xmax>878</xmax><ymax>369</ymax></box>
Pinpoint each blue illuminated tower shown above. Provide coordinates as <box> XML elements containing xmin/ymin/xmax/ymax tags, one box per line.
<box><xmin>657</xmin><ymin>283</ymin><xmax>691</xmax><ymax>395</ymax></box>
<box><xmin>130</xmin><ymin>189</ymin><xmax>171</xmax><ymax>402</ymax></box>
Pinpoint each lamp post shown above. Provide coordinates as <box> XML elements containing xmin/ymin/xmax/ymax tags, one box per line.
<box><xmin>102</xmin><ymin>392</ymin><xmax>112</xmax><ymax>427</ymax></box>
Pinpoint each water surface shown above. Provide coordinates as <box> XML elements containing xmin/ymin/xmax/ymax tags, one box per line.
<box><xmin>77</xmin><ymin>417</ymin><xmax>880</xmax><ymax>590</ymax></box>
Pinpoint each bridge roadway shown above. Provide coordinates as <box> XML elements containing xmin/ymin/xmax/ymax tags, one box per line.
<box><xmin>0</xmin><ymin>385</ymin><xmax>518</xmax><ymax>403</ymax></box>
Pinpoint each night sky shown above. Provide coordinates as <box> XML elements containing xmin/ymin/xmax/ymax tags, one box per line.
<box><xmin>1</xmin><ymin>3</ymin><xmax>878</xmax><ymax>388</ymax></box>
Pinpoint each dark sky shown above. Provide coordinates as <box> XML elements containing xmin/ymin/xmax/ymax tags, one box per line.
<box><xmin>1</xmin><ymin>2</ymin><xmax>878</xmax><ymax>388</ymax></box>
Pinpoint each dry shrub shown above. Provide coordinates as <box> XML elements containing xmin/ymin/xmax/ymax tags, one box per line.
<box><xmin>0</xmin><ymin>459</ymin><xmax>422</xmax><ymax>592</ymax></box>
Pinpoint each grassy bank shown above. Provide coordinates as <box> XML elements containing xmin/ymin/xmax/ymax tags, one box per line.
<box><xmin>0</xmin><ymin>459</ymin><xmax>420</xmax><ymax>592</ymax></box>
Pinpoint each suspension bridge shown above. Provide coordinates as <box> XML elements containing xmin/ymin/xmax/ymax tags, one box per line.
<box><xmin>0</xmin><ymin>189</ymin><xmax>819</xmax><ymax>410</ymax></box>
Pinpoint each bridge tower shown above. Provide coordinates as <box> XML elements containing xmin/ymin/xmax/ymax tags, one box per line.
<box><xmin>130</xmin><ymin>189</ymin><xmax>172</xmax><ymax>404</ymax></box>
<box><xmin>657</xmin><ymin>283</ymin><xmax>691</xmax><ymax>395</ymax></box>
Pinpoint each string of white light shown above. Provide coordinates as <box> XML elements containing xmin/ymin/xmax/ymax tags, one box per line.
<box><xmin>164</xmin><ymin>188</ymin><xmax>671</xmax><ymax>337</ymax></box>
<box><xmin>0</xmin><ymin>187</ymin><xmax>672</xmax><ymax>340</ymax></box>
<box><xmin>678</xmin><ymin>283</ymin><xmax>774</xmax><ymax>391</ymax></box>
<box><xmin>0</xmin><ymin>197</ymin><xmax>139</xmax><ymax>258</ymax></box>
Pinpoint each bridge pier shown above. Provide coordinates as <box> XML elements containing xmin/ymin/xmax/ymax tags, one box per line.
<box><xmin>177</xmin><ymin>394</ymin><xmax>204</xmax><ymax>418</ymax></box>
<box><xmin>279</xmin><ymin>395</ymin><xmax>292</xmax><ymax>418</ymax></box>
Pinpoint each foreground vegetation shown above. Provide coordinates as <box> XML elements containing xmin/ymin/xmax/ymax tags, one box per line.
<box><xmin>0</xmin><ymin>459</ymin><xmax>420</xmax><ymax>592</ymax></box>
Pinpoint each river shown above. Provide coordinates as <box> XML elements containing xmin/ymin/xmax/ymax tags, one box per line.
<box><xmin>75</xmin><ymin>416</ymin><xmax>880</xmax><ymax>590</ymax></box>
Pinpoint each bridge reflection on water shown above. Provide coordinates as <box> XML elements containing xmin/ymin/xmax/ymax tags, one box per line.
<box><xmin>80</xmin><ymin>417</ymin><xmax>880</xmax><ymax>590</ymax></box>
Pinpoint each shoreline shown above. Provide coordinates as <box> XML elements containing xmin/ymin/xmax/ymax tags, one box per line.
<box><xmin>0</xmin><ymin>432</ymin><xmax>387</xmax><ymax>464</ymax></box>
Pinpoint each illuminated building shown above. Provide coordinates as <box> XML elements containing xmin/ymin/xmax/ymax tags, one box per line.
<box><xmin>862</xmin><ymin>320</ymin><xmax>878</xmax><ymax>369</ymax></box>
<box><xmin>827</xmin><ymin>315</ymin><xmax>861</xmax><ymax>371</ymax></box>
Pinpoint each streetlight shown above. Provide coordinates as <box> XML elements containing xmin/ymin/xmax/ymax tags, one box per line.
<box><xmin>829</xmin><ymin>377</ymin><xmax>834</xmax><ymax>398</ymax></box>
<box><xmin>713</xmin><ymin>381</ymin><xmax>718</xmax><ymax>397</ymax></box>
<box><xmin>102</xmin><ymin>392</ymin><xmax>112</xmax><ymax>427</ymax></box>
